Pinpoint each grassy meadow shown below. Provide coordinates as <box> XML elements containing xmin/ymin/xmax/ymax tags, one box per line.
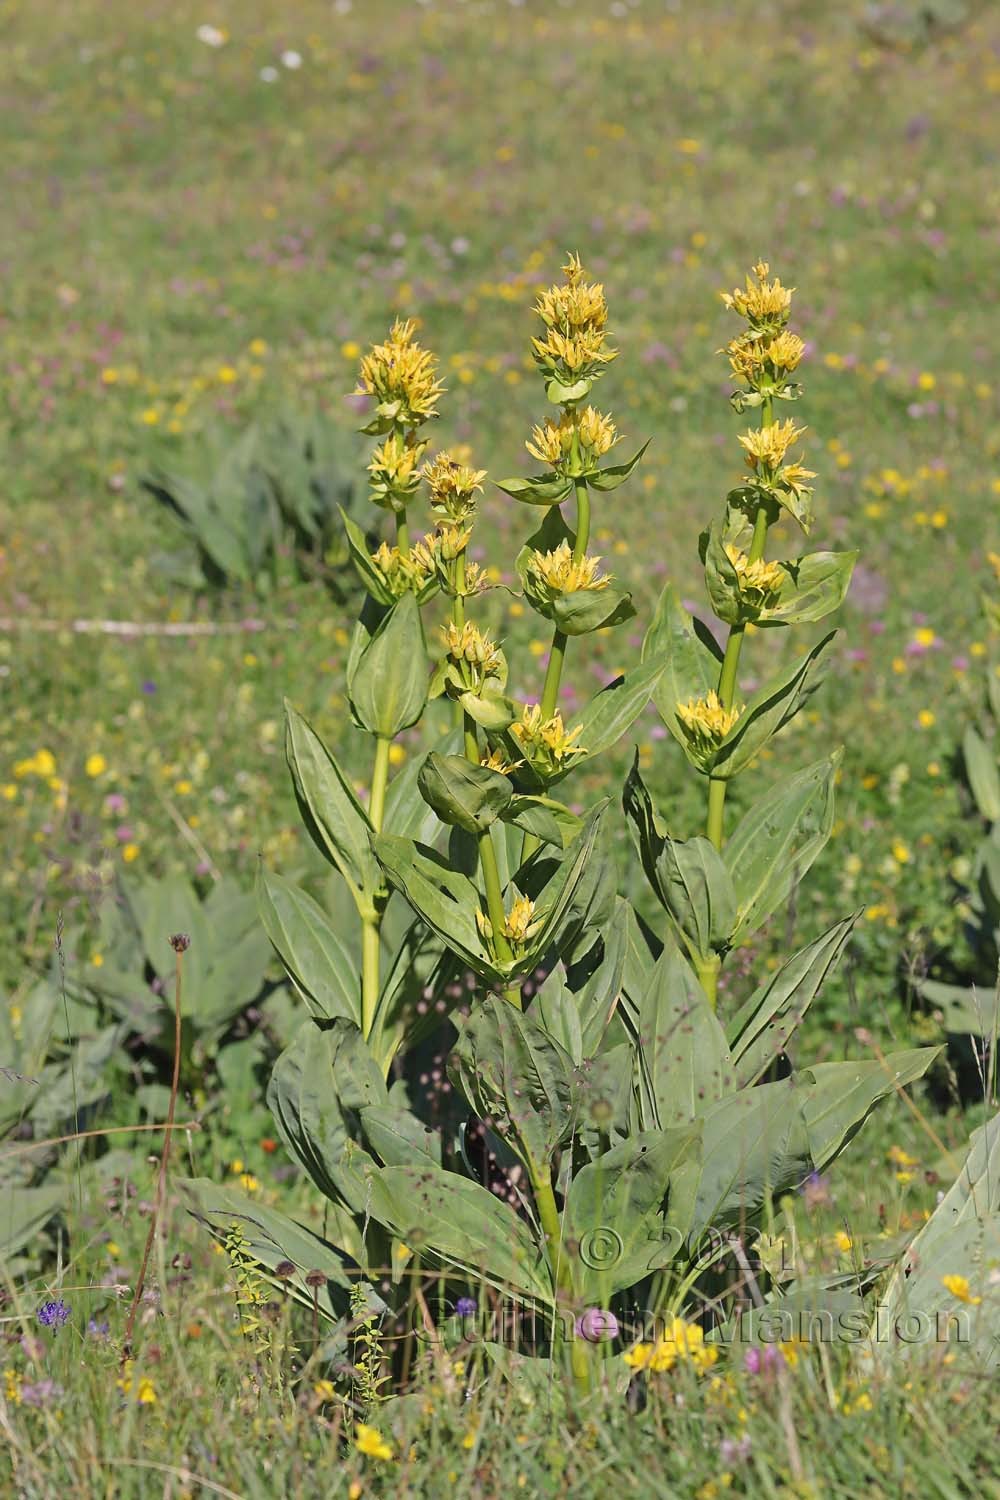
<box><xmin>3</xmin><ymin>0</ymin><xmax>1000</xmax><ymax>1494</ymax></box>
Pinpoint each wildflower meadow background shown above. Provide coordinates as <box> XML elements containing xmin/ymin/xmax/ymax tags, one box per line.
<box><xmin>3</xmin><ymin>0</ymin><xmax>1000</xmax><ymax>1495</ymax></box>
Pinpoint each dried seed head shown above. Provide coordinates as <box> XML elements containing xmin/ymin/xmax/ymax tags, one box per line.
<box><xmin>169</xmin><ymin>933</ymin><xmax>191</xmax><ymax>953</ymax></box>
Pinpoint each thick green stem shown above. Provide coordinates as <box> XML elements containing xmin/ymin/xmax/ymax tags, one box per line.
<box><xmin>463</xmin><ymin>704</ymin><xmax>522</xmax><ymax>1009</ymax></box>
<box><xmin>361</xmin><ymin>734</ymin><xmax>392</xmax><ymax>1037</ymax></box>
<box><xmin>395</xmin><ymin>505</ymin><xmax>409</xmax><ymax>554</ymax></box>
<box><xmin>699</xmin><ymin>397</ymin><xmax>774</xmax><ymax>1003</ymax></box>
<box><xmin>529</xmin><ymin>1160</ymin><xmax>591</xmax><ymax>1393</ymax></box>
<box><xmin>522</xmin><ymin>474</ymin><xmax>591</xmax><ymax>863</ymax></box>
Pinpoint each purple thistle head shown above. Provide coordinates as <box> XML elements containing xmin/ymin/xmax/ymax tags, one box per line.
<box><xmin>36</xmin><ymin>1299</ymin><xmax>70</xmax><ymax>1329</ymax></box>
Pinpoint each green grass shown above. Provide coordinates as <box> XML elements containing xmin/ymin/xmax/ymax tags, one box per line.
<box><xmin>4</xmin><ymin>0</ymin><xmax>1000</xmax><ymax>1492</ymax></box>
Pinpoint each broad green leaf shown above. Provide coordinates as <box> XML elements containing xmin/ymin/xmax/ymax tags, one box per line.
<box><xmin>359</xmin><ymin>1104</ymin><xmax>442</xmax><ymax>1169</ymax></box>
<box><xmin>494</xmin><ymin>473</ymin><xmax>573</xmax><ymax>505</ymax></box>
<box><xmin>586</xmin><ymin>440</ymin><xmax>650</xmax><ymax>492</ymax></box>
<box><xmin>256</xmin><ymin>868</ymin><xmax>359</xmax><ymax>1024</ymax></box>
<box><xmin>459</xmin><ymin>681</ymin><xmax>518</xmax><ymax>732</ymax></box>
<box><xmin>266</xmin><ymin>1019</ymin><xmax>386</xmax><ymax>1215</ymax></box>
<box><xmin>568</xmin><ymin>658</ymin><xmax>669</xmax><ymax>773</ymax></box>
<box><xmin>503</xmin><ymin>795</ymin><xmax>581</xmax><ymax>849</ymax></box>
<box><xmin>569</xmin><ymin>896</ymin><xmax>631</xmax><ymax>1055</ymax></box>
<box><xmin>417</xmin><ymin>752</ymin><xmax>513</xmax><ymax>835</ymax></box>
<box><xmin>709</xmin><ymin>632</ymin><xmax>837</xmax><ymax>780</ymax></box>
<box><xmin>759</xmin><ymin>550</ymin><xmax>857</xmax><ymax>626</ymax></box>
<box><xmin>374</xmin><ymin>835</ymin><xmax>494</xmax><ymax>976</ymax></box>
<box><xmin>348</xmin><ymin>591</ymin><xmax>428</xmax><ymax>738</ymax></box>
<box><xmin>0</xmin><ymin>1184</ymin><xmax>64</xmax><ymax>1259</ymax></box>
<box><xmin>800</xmin><ymin>1047</ymin><xmax>940</xmax><ymax>1169</ymax></box>
<box><xmin>383</xmin><ymin>728</ymin><xmax>461</xmax><ymax>843</ymax></box>
<box><xmin>920</xmin><ymin>977</ymin><xmax>1000</xmax><ymax>1038</ymax></box>
<box><xmin>340</xmin><ymin>507</ymin><xmax>394</xmax><ymax>605</ymax></box>
<box><xmin>635</xmin><ymin>945</ymin><xmax>733</xmax><ymax>1129</ymax></box>
<box><xmin>623</xmin><ymin>756</ymin><xmax>736</xmax><ymax>959</ymax></box>
<box><xmin>548</xmin><ymin>583</ymin><xmax>635</xmax><ymax>636</ymax></box>
<box><xmin>727</xmin><ymin>914</ymin><xmax>859</xmax><ymax>1085</ymax></box>
<box><xmin>180</xmin><ymin>1177</ymin><xmax>371</xmax><ymax>1319</ymax></box>
<box><xmin>365</xmin><ymin>1164</ymin><xmax>553</xmax><ymax>1301</ymax></box>
<box><xmin>690</xmin><ymin>1081</ymin><xmax>810</xmax><ymax>1235</ymax></box>
<box><xmin>563</xmin><ymin>1125</ymin><xmax>701</xmax><ymax>1297</ymax></box>
<box><xmin>871</xmin><ymin>1110</ymin><xmax>1000</xmax><ymax>1362</ymax></box>
<box><xmin>642</xmin><ymin>584</ymin><xmax>724</xmax><ymax>749</ymax></box>
<box><xmin>964</xmin><ymin>725</ymin><xmax>1000</xmax><ymax>822</ymax></box>
<box><xmin>449</xmin><ymin>995</ymin><xmax>578</xmax><ymax>1170</ymax></box>
<box><xmin>724</xmin><ymin>752</ymin><xmax>841</xmax><ymax>943</ymax></box>
<box><xmin>574</xmin><ymin>1042</ymin><xmax>635</xmax><ymax>1156</ymax></box>
<box><xmin>284</xmin><ymin>702</ymin><xmax>375</xmax><ymax>904</ymax></box>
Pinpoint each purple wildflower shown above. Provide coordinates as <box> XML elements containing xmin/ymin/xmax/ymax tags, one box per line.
<box><xmin>455</xmin><ymin>1297</ymin><xmax>477</xmax><ymax>1318</ymax></box>
<box><xmin>36</xmin><ymin>1299</ymin><xmax>70</xmax><ymax>1329</ymax></box>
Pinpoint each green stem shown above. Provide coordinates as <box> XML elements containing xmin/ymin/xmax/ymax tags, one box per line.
<box><xmin>463</xmin><ymin>705</ymin><xmax>522</xmax><ymax>1009</ymax></box>
<box><xmin>361</xmin><ymin>734</ymin><xmax>392</xmax><ymax>1037</ymax></box>
<box><xmin>395</xmin><ymin>505</ymin><xmax>409</xmax><ymax>554</ymax></box>
<box><xmin>529</xmin><ymin>1160</ymin><xmax>591</xmax><ymax>1393</ymax></box>
<box><xmin>522</xmin><ymin>473</ymin><xmax>591</xmax><ymax>863</ymax></box>
<box><xmin>699</xmin><ymin>397</ymin><xmax>774</xmax><ymax>1004</ymax></box>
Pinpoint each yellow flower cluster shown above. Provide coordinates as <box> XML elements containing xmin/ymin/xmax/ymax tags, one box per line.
<box><xmin>737</xmin><ymin>419</ymin><xmax>806</xmax><ymax>472</ymax></box>
<box><xmin>525</xmin><ymin>541</ymin><xmax>610</xmax><ymax>598</ymax></box>
<box><xmin>526</xmin><ymin>407</ymin><xmax>619</xmax><ymax>468</ymax></box>
<box><xmin>623</xmin><ymin>1317</ymin><xmax>719</xmax><ymax>1375</ymax></box>
<box><xmin>422</xmin><ymin>450</ymin><xmax>487</xmax><ymax>524</ymax></box>
<box><xmin>481</xmin><ymin>746</ymin><xmax>523</xmax><ymax>775</ymax></box>
<box><xmin>367</xmin><ymin>430</ymin><xmax>426</xmax><ymax>507</ymax></box>
<box><xmin>355</xmin><ymin>1422</ymin><xmax>394</xmax><ymax>1461</ymax></box>
<box><xmin>677</xmin><ymin>691</ymin><xmax>742</xmax><ymax>762</ymax></box>
<box><xmin>477</xmin><ymin>894</ymin><xmax>543</xmax><ymax>951</ymax></box>
<box><xmin>369</xmin><ymin>541</ymin><xmax>436</xmax><ymax>599</ymax></box>
<box><xmin>724</xmin><ymin>543</ymin><xmax>785</xmax><ymax>604</ymax></box>
<box><xmin>531</xmin><ymin>253</ymin><xmax>617</xmax><ymax>388</ymax></box>
<box><xmin>720</xmin><ymin>260</ymin><xmax>794</xmax><ymax>330</ymax></box>
<box><xmin>941</xmin><ymin>1273</ymin><xmax>982</xmax><ymax>1306</ymax></box>
<box><xmin>511</xmin><ymin>704</ymin><xmax>586</xmax><ymax>775</ymax></box>
<box><xmin>726</xmin><ymin>329</ymin><xmax>805</xmax><ymax>382</ymax></box>
<box><xmin>355</xmin><ymin>317</ymin><xmax>444</xmax><ymax>429</ymax></box>
<box><xmin>116</xmin><ymin>1361</ymin><xmax>157</xmax><ymax>1404</ymax></box>
<box><xmin>442</xmin><ymin>621</ymin><xmax>503</xmax><ymax>680</ymax></box>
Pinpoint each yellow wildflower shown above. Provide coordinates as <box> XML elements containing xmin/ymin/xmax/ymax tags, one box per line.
<box><xmin>355</xmin><ymin>1423</ymin><xmax>394</xmax><ymax>1461</ymax></box>
<box><xmin>442</xmin><ymin>621</ymin><xmax>503</xmax><ymax>676</ymax></box>
<box><xmin>511</xmin><ymin>705</ymin><xmax>586</xmax><ymax>775</ymax></box>
<box><xmin>85</xmin><ymin>752</ymin><xmax>107</xmax><ymax>778</ymax></box>
<box><xmin>534</xmin><ymin>253</ymin><xmax>610</xmax><ymax>333</ymax></box>
<box><xmin>117</xmin><ymin>1362</ymin><xmax>157</xmax><ymax>1404</ymax></box>
<box><xmin>677</xmin><ymin>691</ymin><xmax>742</xmax><ymax>763</ymax></box>
<box><xmin>941</xmin><ymin>1274</ymin><xmax>981</xmax><ymax>1306</ymax></box>
<box><xmin>526</xmin><ymin>407</ymin><xmax>619</xmax><ymax>467</ymax></box>
<box><xmin>367</xmin><ymin>430</ymin><xmax>426</xmax><ymax>505</ymax></box>
<box><xmin>370</xmin><ymin>541</ymin><xmax>435</xmax><ymax>599</ymax></box>
<box><xmin>525</xmin><ymin>541</ymin><xmax>610</xmax><ymax>598</ymax></box>
<box><xmin>724</xmin><ymin>544</ymin><xmax>785</xmax><ymax>605</ymax></box>
<box><xmin>764</xmin><ymin>330</ymin><xmax>805</xmax><ymax>372</ymax></box>
<box><xmin>4</xmin><ymin>1368</ymin><xmax>22</xmax><ymax>1406</ymax></box>
<box><xmin>623</xmin><ymin>1318</ymin><xmax>718</xmax><ymax>1375</ymax></box>
<box><xmin>355</xmin><ymin>317</ymin><xmax>444</xmax><ymax>429</ymax></box>
<box><xmin>422</xmin><ymin>450</ymin><xmax>486</xmax><ymax>523</ymax></box>
<box><xmin>721</xmin><ymin>260</ymin><xmax>794</xmax><ymax>329</ymax></box>
<box><xmin>738</xmin><ymin>419</ymin><xmax>807</xmax><ymax>473</ymax></box>
<box><xmin>481</xmin><ymin>747</ymin><xmax>523</xmax><ymax>775</ymax></box>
